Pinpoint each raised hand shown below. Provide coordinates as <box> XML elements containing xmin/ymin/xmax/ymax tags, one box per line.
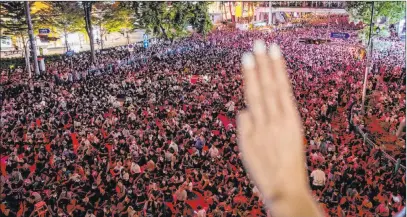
<box><xmin>238</xmin><ymin>40</ymin><xmax>323</xmax><ymax>217</ymax></box>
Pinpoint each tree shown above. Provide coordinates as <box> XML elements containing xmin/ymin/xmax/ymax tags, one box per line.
<box><xmin>82</xmin><ymin>1</ymin><xmax>96</xmax><ymax>63</ymax></box>
<box><xmin>346</xmin><ymin>1</ymin><xmax>406</xmax><ymax>41</ymax></box>
<box><xmin>188</xmin><ymin>2</ymin><xmax>213</xmax><ymax>36</ymax></box>
<box><xmin>128</xmin><ymin>1</ymin><xmax>212</xmax><ymax>42</ymax></box>
<box><xmin>0</xmin><ymin>2</ymin><xmax>42</xmax><ymax>75</ymax></box>
<box><xmin>241</xmin><ymin>2</ymin><xmax>245</xmax><ymax>23</ymax></box>
<box><xmin>25</xmin><ymin>1</ymin><xmax>40</xmax><ymax>75</ymax></box>
<box><xmin>228</xmin><ymin>2</ymin><xmax>235</xmax><ymax>23</ymax></box>
<box><xmin>93</xmin><ymin>2</ymin><xmax>135</xmax><ymax>48</ymax></box>
<box><xmin>220</xmin><ymin>2</ymin><xmax>227</xmax><ymax>21</ymax></box>
<box><xmin>1</xmin><ymin>2</ymin><xmax>57</xmax><ymax>47</ymax></box>
<box><xmin>130</xmin><ymin>2</ymin><xmax>189</xmax><ymax>42</ymax></box>
<box><xmin>44</xmin><ymin>2</ymin><xmax>85</xmax><ymax>52</ymax></box>
<box><xmin>0</xmin><ymin>2</ymin><xmax>30</xmax><ymax>50</ymax></box>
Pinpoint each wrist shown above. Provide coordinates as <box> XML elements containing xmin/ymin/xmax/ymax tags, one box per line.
<box><xmin>265</xmin><ymin>186</ymin><xmax>323</xmax><ymax>217</ymax></box>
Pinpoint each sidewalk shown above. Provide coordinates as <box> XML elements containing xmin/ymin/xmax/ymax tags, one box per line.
<box><xmin>1</xmin><ymin>31</ymin><xmax>145</xmax><ymax>58</ymax></box>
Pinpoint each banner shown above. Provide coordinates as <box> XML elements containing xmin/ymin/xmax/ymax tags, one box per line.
<box><xmin>330</xmin><ymin>32</ymin><xmax>350</xmax><ymax>39</ymax></box>
<box><xmin>235</xmin><ymin>3</ymin><xmax>242</xmax><ymax>18</ymax></box>
<box><xmin>236</xmin><ymin>23</ymin><xmax>249</xmax><ymax>31</ymax></box>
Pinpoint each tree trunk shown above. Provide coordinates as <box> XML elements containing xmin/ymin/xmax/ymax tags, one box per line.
<box><xmin>25</xmin><ymin>1</ymin><xmax>40</xmax><ymax>75</ymax></box>
<box><xmin>21</xmin><ymin>34</ymin><xmax>31</xmax><ymax>77</ymax></box>
<box><xmin>99</xmin><ymin>24</ymin><xmax>104</xmax><ymax>50</ymax></box>
<box><xmin>220</xmin><ymin>2</ymin><xmax>226</xmax><ymax>21</ymax></box>
<box><xmin>228</xmin><ymin>2</ymin><xmax>235</xmax><ymax>23</ymax></box>
<box><xmin>159</xmin><ymin>24</ymin><xmax>169</xmax><ymax>41</ymax></box>
<box><xmin>20</xmin><ymin>34</ymin><xmax>26</xmax><ymax>57</ymax></box>
<box><xmin>64</xmin><ymin>25</ymin><xmax>69</xmax><ymax>52</ymax></box>
<box><xmin>83</xmin><ymin>2</ymin><xmax>96</xmax><ymax>64</ymax></box>
<box><xmin>249</xmin><ymin>3</ymin><xmax>253</xmax><ymax>22</ymax></box>
<box><xmin>241</xmin><ymin>2</ymin><xmax>244</xmax><ymax>23</ymax></box>
<box><xmin>223</xmin><ymin>3</ymin><xmax>227</xmax><ymax>21</ymax></box>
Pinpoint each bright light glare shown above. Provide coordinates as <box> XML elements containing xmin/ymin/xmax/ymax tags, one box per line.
<box><xmin>399</xmin><ymin>19</ymin><xmax>406</xmax><ymax>34</ymax></box>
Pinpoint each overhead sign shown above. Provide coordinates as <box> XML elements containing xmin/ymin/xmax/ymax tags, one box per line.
<box><xmin>330</xmin><ymin>32</ymin><xmax>350</xmax><ymax>39</ymax></box>
<box><xmin>66</xmin><ymin>50</ymin><xmax>74</xmax><ymax>57</ymax></box>
<box><xmin>39</xmin><ymin>28</ymin><xmax>50</xmax><ymax>34</ymax></box>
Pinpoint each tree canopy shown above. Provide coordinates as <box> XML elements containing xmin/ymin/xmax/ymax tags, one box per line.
<box><xmin>0</xmin><ymin>2</ymin><xmax>56</xmax><ymax>48</ymax></box>
<box><xmin>189</xmin><ymin>2</ymin><xmax>213</xmax><ymax>36</ymax></box>
<box><xmin>44</xmin><ymin>2</ymin><xmax>85</xmax><ymax>36</ymax></box>
<box><xmin>1</xmin><ymin>1</ymin><xmax>213</xmax><ymax>49</ymax></box>
<box><xmin>0</xmin><ymin>2</ymin><xmax>29</xmax><ymax>37</ymax></box>
<box><xmin>94</xmin><ymin>3</ymin><xmax>135</xmax><ymax>34</ymax></box>
<box><xmin>127</xmin><ymin>1</ymin><xmax>212</xmax><ymax>41</ymax></box>
<box><xmin>346</xmin><ymin>1</ymin><xmax>406</xmax><ymax>41</ymax></box>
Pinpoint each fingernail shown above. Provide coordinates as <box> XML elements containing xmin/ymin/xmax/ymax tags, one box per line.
<box><xmin>269</xmin><ymin>43</ymin><xmax>281</xmax><ymax>60</ymax></box>
<box><xmin>253</xmin><ymin>40</ymin><xmax>266</xmax><ymax>54</ymax></box>
<box><xmin>242</xmin><ymin>53</ymin><xmax>255</xmax><ymax>69</ymax></box>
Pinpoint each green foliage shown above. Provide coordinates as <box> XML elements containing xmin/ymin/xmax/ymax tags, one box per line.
<box><xmin>82</xmin><ymin>1</ymin><xmax>96</xmax><ymax>63</ymax></box>
<box><xmin>346</xmin><ymin>1</ymin><xmax>406</xmax><ymax>42</ymax></box>
<box><xmin>126</xmin><ymin>1</ymin><xmax>212</xmax><ymax>41</ymax></box>
<box><xmin>0</xmin><ymin>2</ymin><xmax>59</xmax><ymax>47</ymax></box>
<box><xmin>0</xmin><ymin>2</ymin><xmax>47</xmax><ymax>41</ymax></box>
<box><xmin>44</xmin><ymin>2</ymin><xmax>85</xmax><ymax>35</ymax></box>
<box><xmin>0</xmin><ymin>2</ymin><xmax>28</xmax><ymax>36</ymax></box>
<box><xmin>0</xmin><ymin>2</ymin><xmax>85</xmax><ymax>45</ymax></box>
<box><xmin>189</xmin><ymin>2</ymin><xmax>213</xmax><ymax>36</ymax></box>
<box><xmin>1</xmin><ymin>1</ymin><xmax>213</xmax><ymax>48</ymax></box>
<box><xmin>99</xmin><ymin>5</ymin><xmax>135</xmax><ymax>34</ymax></box>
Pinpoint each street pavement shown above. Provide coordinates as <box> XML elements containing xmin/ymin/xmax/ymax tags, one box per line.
<box><xmin>1</xmin><ymin>31</ymin><xmax>145</xmax><ymax>59</ymax></box>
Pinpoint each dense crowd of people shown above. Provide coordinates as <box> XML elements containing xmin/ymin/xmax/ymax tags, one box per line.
<box><xmin>291</xmin><ymin>14</ymin><xmax>363</xmax><ymax>31</ymax></box>
<box><xmin>1</xmin><ymin>19</ymin><xmax>405</xmax><ymax>217</ymax></box>
<box><xmin>353</xmin><ymin>39</ymin><xmax>406</xmax><ymax>157</ymax></box>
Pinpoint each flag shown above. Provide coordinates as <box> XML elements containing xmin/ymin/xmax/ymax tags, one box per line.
<box><xmin>36</xmin><ymin>119</ymin><xmax>41</xmax><ymax>127</ymax></box>
<box><xmin>217</xmin><ymin>114</ymin><xmax>235</xmax><ymax>128</ymax></box>
<box><xmin>0</xmin><ymin>156</ymin><xmax>8</xmax><ymax>176</ymax></box>
<box><xmin>71</xmin><ymin>133</ymin><xmax>79</xmax><ymax>154</ymax></box>
<box><xmin>101</xmin><ymin>128</ymin><xmax>108</xmax><ymax>138</ymax></box>
<box><xmin>45</xmin><ymin>143</ymin><xmax>51</xmax><ymax>153</ymax></box>
<box><xmin>190</xmin><ymin>75</ymin><xmax>199</xmax><ymax>84</ymax></box>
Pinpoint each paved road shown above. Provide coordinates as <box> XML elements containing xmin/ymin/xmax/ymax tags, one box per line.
<box><xmin>1</xmin><ymin>31</ymin><xmax>146</xmax><ymax>59</ymax></box>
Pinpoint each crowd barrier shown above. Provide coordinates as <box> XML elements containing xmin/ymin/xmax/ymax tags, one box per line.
<box><xmin>349</xmin><ymin>103</ymin><xmax>406</xmax><ymax>170</ymax></box>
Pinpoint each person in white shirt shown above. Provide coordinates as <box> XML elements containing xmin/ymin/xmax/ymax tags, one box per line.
<box><xmin>310</xmin><ymin>166</ymin><xmax>326</xmax><ymax>191</ymax></box>
<box><xmin>128</xmin><ymin>112</ymin><xmax>137</xmax><ymax>121</ymax></box>
<box><xmin>165</xmin><ymin>149</ymin><xmax>174</xmax><ymax>161</ymax></box>
<box><xmin>169</xmin><ymin>141</ymin><xmax>179</xmax><ymax>153</ymax></box>
<box><xmin>196</xmin><ymin>206</ymin><xmax>206</xmax><ymax>217</ymax></box>
<box><xmin>208</xmin><ymin>146</ymin><xmax>219</xmax><ymax>158</ymax></box>
<box><xmin>130</xmin><ymin>162</ymin><xmax>141</xmax><ymax>174</ymax></box>
<box><xmin>225</xmin><ymin>100</ymin><xmax>235</xmax><ymax>112</ymax></box>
